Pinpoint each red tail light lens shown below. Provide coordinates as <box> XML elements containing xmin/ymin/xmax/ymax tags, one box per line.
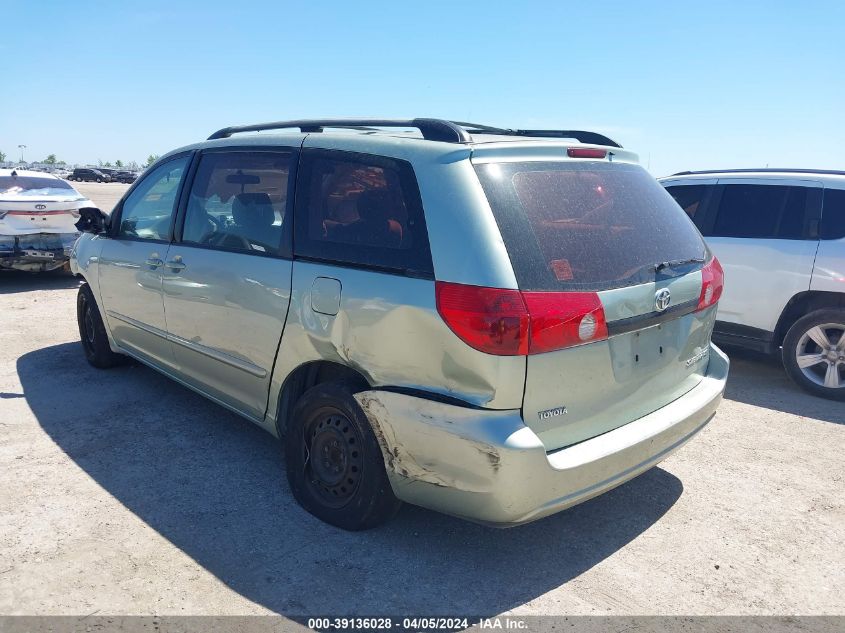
<box><xmin>522</xmin><ymin>291</ymin><xmax>608</xmax><ymax>353</ymax></box>
<box><xmin>435</xmin><ymin>282</ymin><xmax>529</xmax><ymax>355</ymax></box>
<box><xmin>697</xmin><ymin>256</ymin><xmax>724</xmax><ymax>311</ymax></box>
<box><xmin>436</xmin><ymin>282</ymin><xmax>608</xmax><ymax>356</ymax></box>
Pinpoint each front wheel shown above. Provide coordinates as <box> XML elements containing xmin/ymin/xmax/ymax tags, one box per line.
<box><xmin>285</xmin><ymin>382</ymin><xmax>401</xmax><ymax>530</ymax></box>
<box><xmin>77</xmin><ymin>283</ymin><xmax>122</xmax><ymax>368</ymax></box>
<box><xmin>782</xmin><ymin>309</ymin><xmax>845</xmax><ymax>400</ymax></box>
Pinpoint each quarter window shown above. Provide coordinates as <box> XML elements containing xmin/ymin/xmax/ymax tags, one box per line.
<box><xmin>182</xmin><ymin>152</ymin><xmax>292</xmax><ymax>257</ymax></box>
<box><xmin>117</xmin><ymin>156</ymin><xmax>189</xmax><ymax>241</ymax></box>
<box><xmin>821</xmin><ymin>188</ymin><xmax>845</xmax><ymax>240</ymax></box>
<box><xmin>665</xmin><ymin>185</ymin><xmax>708</xmax><ymax>221</ymax></box>
<box><xmin>710</xmin><ymin>184</ymin><xmax>808</xmax><ymax>240</ymax></box>
<box><xmin>294</xmin><ymin>150</ymin><xmax>433</xmax><ymax>275</ymax></box>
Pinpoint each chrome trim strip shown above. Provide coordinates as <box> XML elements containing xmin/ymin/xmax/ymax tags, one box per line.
<box><xmin>106</xmin><ymin>310</ymin><xmax>169</xmax><ymax>339</ymax></box>
<box><xmin>167</xmin><ymin>333</ymin><xmax>268</xmax><ymax>378</ymax></box>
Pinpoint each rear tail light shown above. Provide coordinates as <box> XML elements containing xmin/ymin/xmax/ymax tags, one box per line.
<box><xmin>697</xmin><ymin>256</ymin><xmax>724</xmax><ymax>311</ymax></box>
<box><xmin>435</xmin><ymin>281</ymin><xmax>607</xmax><ymax>356</ymax></box>
<box><xmin>435</xmin><ymin>283</ymin><xmax>529</xmax><ymax>356</ymax></box>
<box><xmin>521</xmin><ymin>291</ymin><xmax>608</xmax><ymax>353</ymax></box>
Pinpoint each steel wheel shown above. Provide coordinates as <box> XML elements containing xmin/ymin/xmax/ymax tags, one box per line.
<box><xmin>82</xmin><ymin>300</ymin><xmax>97</xmax><ymax>355</ymax></box>
<box><xmin>794</xmin><ymin>323</ymin><xmax>845</xmax><ymax>389</ymax></box>
<box><xmin>304</xmin><ymin>409</ymin><xmax>364</xmax><ymax>508</ymax></box>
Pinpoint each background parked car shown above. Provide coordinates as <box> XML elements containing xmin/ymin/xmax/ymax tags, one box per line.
<box><xmin>69</xmin><ymin>168</ymin><xmax>111</xmax><ymax>183</ymax></box>
<box><xmin>0</xmin><ymin>168</ymin><xmax>93</xmax><ymax>272</ymax></box>
<box><xmin>113</xmin><ymin>170</ymin><xmax>137</xmax><ymax>183</ymax></box>
<box><xmin>661</xmin><ymin>169</ymin><xmax>845</xmax><ymax>400</ymax></box>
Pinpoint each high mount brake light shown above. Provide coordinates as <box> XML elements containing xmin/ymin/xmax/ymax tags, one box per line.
<box><xmin>435</xmin><ymin>282</ymin><xmax>608</xmax><ymax>356</ymax></box>
<box><xmin>697</xmin><ymin>257</ymin><xmax>724</xmax><ymax>311</ymax></box>
<box><xmin>567</xmin><ymin>148</ymin><xmax>608</xmax><ymax>159</ymax></box>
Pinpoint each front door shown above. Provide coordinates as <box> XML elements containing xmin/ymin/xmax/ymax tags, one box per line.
<box><xmin>161</xmin><ymin>149</ymin><xmax>296</xmax><ymax>420</ymax></box>
<box><xmin>97</xmin><ymin>155</ymin><xmax>191</xmax><ymax>369</ymax></box>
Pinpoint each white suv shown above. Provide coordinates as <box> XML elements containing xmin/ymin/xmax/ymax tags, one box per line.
<box><xmin>660</xmin><ymin>169</ymin><xmax>845</xmax><ymax>400</ymax></box>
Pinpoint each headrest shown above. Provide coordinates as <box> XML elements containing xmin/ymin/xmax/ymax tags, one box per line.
<box><xmin>356</xmin><ymin>189</ymin><xmax>393</xmax><ymax>222</ymax></box>
<box><xmin>232</xmin><ymin>192</ymin><xmax>275</xmax><ymax>227</ymax></box>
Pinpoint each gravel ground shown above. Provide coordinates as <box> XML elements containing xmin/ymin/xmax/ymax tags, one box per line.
<box><xmin>0</xmin><ymin>182</ymin><xmax>842</xmax><ymax>616</ymax></box>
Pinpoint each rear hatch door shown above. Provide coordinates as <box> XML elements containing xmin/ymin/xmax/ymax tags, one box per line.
<box><xmin>474</xmin><ymin>156</ymin><xmax>716</xmax><ymax>451</ymax></box>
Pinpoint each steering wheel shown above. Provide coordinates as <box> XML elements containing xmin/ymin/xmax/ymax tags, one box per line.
<box><xmin>206</xmin><ymin>230</ymin><xmax>253</xmax><ymax>252</ymax></box>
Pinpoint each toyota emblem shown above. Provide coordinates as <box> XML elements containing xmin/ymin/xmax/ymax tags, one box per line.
<box><xmin>35</xmin><ymin>204</ymin><xmax>47</xmax><ymax>210</ymax></box>
<box><xmin>655</xmin><ymin>288</ymin><xmax>671</xmax><ymax>312</ymax></box>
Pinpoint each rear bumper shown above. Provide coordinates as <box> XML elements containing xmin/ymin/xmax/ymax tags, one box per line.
<box><xmin>0</xmin><ymin>233</ymin><xmax>79</xmax><ymax>271</ymax></box>
<box><xmin>355</xmin><ymin>343</ymin><xmax>729</xmax><ymax>526</ymax></box>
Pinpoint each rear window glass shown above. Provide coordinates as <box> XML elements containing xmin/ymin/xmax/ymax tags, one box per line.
<box><xmin>0</xmin><ymin>176</ymin><xmax>78</xmax><ymax>197</ymax></box>
<box><xmin>475</xmin><ymin>161</ymin><xmax>707</xmax><ymax>291</ymax></box>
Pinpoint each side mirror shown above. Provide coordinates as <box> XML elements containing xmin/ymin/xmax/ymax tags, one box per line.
<box><xmin>75</xmin><ymin>207</ymin><xmax>110</xmax><ymax>235</ymax></box>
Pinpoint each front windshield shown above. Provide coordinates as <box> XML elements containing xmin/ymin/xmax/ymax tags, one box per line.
<box><xmin>0</xmin><ymin>176</ymin><xmax>80</xmax><ymax>198</ymax></box>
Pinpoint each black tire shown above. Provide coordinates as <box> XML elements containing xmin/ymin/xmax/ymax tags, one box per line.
<box><xmin>782</xmin><ymin>308</ymin><xmax>845</xmax><ymax>401</ymax></box>
<box><xmin>285</xmin><ymin>382</ymin><xmax>401</xmax><ymax>530</ymax></box>
<box><xmin>77</xmin><ymin>283</ymin><xmax>122</xmax><ymax>369</ymax></box>
<box><xmin>96</xmin><ymin>178</ymin><xmax>102</xmax><ymax>183</ymax></box>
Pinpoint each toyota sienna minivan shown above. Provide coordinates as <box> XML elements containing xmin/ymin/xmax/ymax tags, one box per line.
<box><xmin>71</xmin><ymin>118</ymin><xmax>728</xmax><ymax>530</ymax></box>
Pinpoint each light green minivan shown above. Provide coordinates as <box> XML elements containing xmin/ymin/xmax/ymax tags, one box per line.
<box><xmin>71</xmin><ymin>119</ymin><xmax>728</xmax><ymax>530</ymax></box>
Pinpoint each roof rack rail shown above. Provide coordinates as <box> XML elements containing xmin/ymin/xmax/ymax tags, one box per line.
<box><xmin>208</xmin><ymin>118</ymin><xmax>472</xmax><ymax>143</ymax></box>
<box><xmin>451</xmin><ymin>121</ymin><xmax>622</xmax><ymax>148</ymax></box>
<box><xmin>671</xmin><ymin>168</ymin><xmax>845</xmax><ymax>177</ymax></box>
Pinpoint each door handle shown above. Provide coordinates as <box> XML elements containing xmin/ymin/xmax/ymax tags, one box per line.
<box><xmin>165</xmin><ymin>255</ymin><xmax>186</xmax><ymax>272</ymax></box>
<box><xmin>145</xmin><ymin>256</ymin><xmax>163</xmax><ymax>269</ymax></box>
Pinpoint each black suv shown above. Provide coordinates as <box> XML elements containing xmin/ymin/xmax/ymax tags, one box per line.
<box><xmin>69</xmin><ymin>168</ymin><xmax>111</xmax><ymax>183</ymax></box>
<box><xmin>113</xmin><ymin>170</ymin><xmax>137</xmax><ymax>183</ymax></box>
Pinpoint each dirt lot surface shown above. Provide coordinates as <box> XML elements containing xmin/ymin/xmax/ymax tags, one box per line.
<box><xmin>1</xmin><ymin>182</ymin><xmax>843</xmax><ymax>616</ymax></box>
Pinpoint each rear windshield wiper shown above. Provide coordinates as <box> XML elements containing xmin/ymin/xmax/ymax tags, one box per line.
<box><xmin>654</xmin><ymin>257</ymin><xmax>705</xmax><ymax>273</ymax></box>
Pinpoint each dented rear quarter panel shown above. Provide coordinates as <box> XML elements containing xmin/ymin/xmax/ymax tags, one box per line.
<box><xmin>265</xmin><ymin>260</ymin><xmax>527</xmax><ymax>434</ymax></box>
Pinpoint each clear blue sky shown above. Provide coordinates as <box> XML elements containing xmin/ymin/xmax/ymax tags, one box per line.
<box><xmin>3</xmin><ymin>1</ymin><xmax>844</xmax><ymax>176</ymax></box>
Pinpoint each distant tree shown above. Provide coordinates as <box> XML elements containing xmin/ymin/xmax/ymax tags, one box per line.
<box><xmin>0</xmin><ymin>150</ymin><xmax>6</xmax><ymax>162</ymax></box>
<box><xmin>97</xmin><ymin>159</ymin><xmax>103</xmax><ymax>166</ymax></box>
<box><xmin>58</xmin><ymin>160</ymin><xmax>66</xmax><ymax>166</ymax></box>
<box><xmin>44</xmin><ymin>154</ymin><xmax>57</xmax><ymax>165</ymax></box>
<box><xmin>127</xmin><ymin>160</ymin><xmax>139</xmax><ymax>170</ymax></box>
<box><xmin>104</xmin><ymin>161</ymin><xmax>113</xmax><ymax>167</ymax></box>
<box><xmin>145</xmin><ymin>154</ymin><xmax>160</xmax><ymax>168</ymax></box>
<box><xmin>115</xmin><ymin>159</ymin><xmax>123</xmax><ymax>168</ymax></box>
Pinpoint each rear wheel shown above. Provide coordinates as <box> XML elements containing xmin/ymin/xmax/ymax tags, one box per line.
<box><xmin>77</xmin><ymin>283</ymin><xmax>122</xmax><ymax>368</ymax></box>
<box><xmin>782</xmin><ymin>309</ymin><xmax>845</xmax><ymax>400</ymax></box>
<box><xmin>96</xmin><ymin>177</ymin><xmax>102</xmax><ymax>183</ymax></box>
<box><xmin>285</xmin><ymin>382</ymin><xmax>401</xmax><ymax>530</ymax></box>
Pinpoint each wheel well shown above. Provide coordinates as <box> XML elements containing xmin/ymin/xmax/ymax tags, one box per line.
<box><xmin>775</xmin><ymin>291</ymin><xmax>845</xmax><ymax>345</ymax></box>
<box><xmin>274</xmin><ymin>361</ymin><xmax>370</xmax><ymax>437</ymax></box>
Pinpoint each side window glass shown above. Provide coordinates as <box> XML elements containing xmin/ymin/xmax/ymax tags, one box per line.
<box><xmin>711</xmin><ymin>184</ymin><xmax>807</xmax><ymax>239</ymax></box>
<box><xmin>309</xmin><ymin>159</ymin><xmax>412</xmax><ymax>250</ymax></box>
<box><xmin>182</xmin><ymin>152</ymin><xmax>291</xmax><ymax>256</ymax></box>
<box><xmin>295</xmin><ymin>151</ymin><xmax>433</xmax><ymax>275</ymax></box>
<box><xmin>118</xmin><ymin>157</ymin><xmax>189</xmax><ymax>241</ymax></box>
<box><xmin>666</xmin><ymin>184</ymin><xmax>707</xmax><ymax>221</ymax></box>
<box><xmin>821</xmin><ymin>189</ymin><xmax>845</xmax><ymax>240</ymax></box>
